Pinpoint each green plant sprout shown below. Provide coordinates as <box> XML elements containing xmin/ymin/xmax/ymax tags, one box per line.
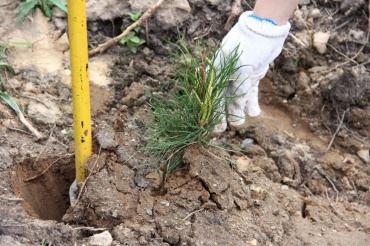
<box><xmin>0</xmin><ymin>42</ymin><xmax>29</xmax><ymax>112</ymax></box>
<box><xmin>17</xmin><ymin>0</ymin><xmax>67</xmax><ymax>21</ymax></box>
<box><xmin>40</xmin><ymin>239</ymin><xmax>50</xmax><ymax>246</ymax></box>
<box><xmin>119</xmin><ymin>11</ymin><xmax>146</xmax><ymax>53</ymax></box>
<box><xmin>147</xmin><ymin>42</ymin><xmax>240</xmax><ymax>180</ymax></box>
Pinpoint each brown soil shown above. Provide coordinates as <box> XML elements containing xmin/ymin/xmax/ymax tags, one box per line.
<box><xmin>1</xmin><ymin>0</ymin><xmax>370</xmax><ymax>245</ymax></box>
<box><xmin>11</xmin><ymin>156</ymin><xmax>75</xmax><ymax>221</ymax></box>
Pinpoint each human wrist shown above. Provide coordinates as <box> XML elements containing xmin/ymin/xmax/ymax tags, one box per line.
<box><xmin>253</xmin><ymin>0</ymin><xmax>298</xmax><ymax>26</ymax></box>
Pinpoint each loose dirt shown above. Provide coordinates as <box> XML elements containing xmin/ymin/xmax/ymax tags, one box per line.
<box><xmin>0</xmin><ymin>0</ymin><xmax>370</xmax><ymax>245</ymax></box>
<box><xmin>11</xmin><ymin>156</ymin><xmax>75</xmax><ymax>221</ymax></box>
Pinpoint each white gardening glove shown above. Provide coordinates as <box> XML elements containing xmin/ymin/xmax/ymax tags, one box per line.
<box><xmin>213</xmin><ymin>11</ymin><xmax>291</xmax><ymax>134</ymax></box>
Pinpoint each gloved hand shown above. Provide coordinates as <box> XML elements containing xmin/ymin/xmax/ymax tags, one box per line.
<box><xmin>213</xmin><ymin>11</ymin><xmax>291</xmax><ymax>134</ymax></box>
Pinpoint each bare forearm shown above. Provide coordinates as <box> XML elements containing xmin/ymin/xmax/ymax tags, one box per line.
<box><xmin>253</xmin><ymin>0</ymin><xmax>299</xmax><ymax>25</ymax></box>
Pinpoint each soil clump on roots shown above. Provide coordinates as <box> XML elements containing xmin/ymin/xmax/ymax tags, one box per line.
<box><xmin>0</xmin><ymin>0</ymin><xmax>370</xmax><ymax>245</ymax></box>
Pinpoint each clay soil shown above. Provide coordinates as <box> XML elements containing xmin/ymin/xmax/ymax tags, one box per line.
<box><xmin>1</xmin><ymin>0</ymin><xmax>370</xmax><ymax>245</ymax></box>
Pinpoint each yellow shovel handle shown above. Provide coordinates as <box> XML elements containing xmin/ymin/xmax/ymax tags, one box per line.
<box><xmin>68</xmin><ymin>0</ymin><xmax>92</xmax><ymax>183</ymax></box>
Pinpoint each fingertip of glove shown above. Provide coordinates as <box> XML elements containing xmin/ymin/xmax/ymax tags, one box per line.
<box><xmin>247</xmin><ymin>108</ymin><xmax>261</xmax><ymax>117</ymax></box>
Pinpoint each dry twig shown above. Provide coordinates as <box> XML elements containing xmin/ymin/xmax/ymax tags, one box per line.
<box><xmin>326</xmin><ymin>109</ymin><xmax>347</xmax><ymax>152</ymax></box>
<box><xmin>71</xmin><ymin>226</ymin><xmax>107</xmax><ymax>232</ymax></box>
<box><xmin>24</xmin><ymin>155</ymin><xmax>72</xmax><ymax>182</ymax></box>
<box><xmin>314</xmin><ymin>165</ymin><xmax>339</xmax><ymax>202</ymax></box>
<box><xmin>327</xmin><ymin>44</ymin><xmax>359</xmax><ymax>65</ymax></box>
<box><xmin>324</xmin><ymin>32</ymin><xmax>369</xmax><ymax>73</ymax></box>
<box><xmin>182</xmin><ymin>208</ymin><xmax>204</xmax><ymax>222</ymax></box>
<box><xmin>89</xmin><ymin>0</ymin><xmax>165</xmax><ymax>56</ymax></box>
<box><xmin>0</xmin><ymin>195</ymin><xmax>23</xmax><ymax>202</ymax></box>
<box><xmin>6</xmin><ymin>126</ymin><xmax>33</xmax><ymax>135</ymax></box>
<box><xmin>224</xmin><ymin>0</ymin><xmax>243</xmax><ymax>31</ymax></box>
<box><xmin>18</xmin><ymin>112</ymin><xmax>44</xmax><ymax>139</ymax></box>
<box><xmin>289</xmin><ymin>33</ymin><xmax>308</xmax><ymax>48</ymax></box>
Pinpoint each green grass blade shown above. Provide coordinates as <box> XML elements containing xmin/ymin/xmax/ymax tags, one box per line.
<box><xmin>17</xmin><ymin>0</ymin><xmax>38</xmax><ymax>21</ymax></box>
<box><xmin>0</xmin><ymin>61</ymin><xmax>15</xmax><ymax>74</ymax></box>
<box><xmin>8</xmin><ymin>42</ymin><xmax>33</xmax><ymax>47</ymax></box>
<box><xmin>49</xmin><ymin>0</ymin><xmax>67</xmax><ymax>13</ymax></box>
<box><xmin>0</xmin><ymin>91</ymin><xmax>21</xmax><ymax>114</ymax></box>
<box><xmin>40</xmin><ymin>0</ymin><xmax>52</xmax><ymax>18</ymax></box>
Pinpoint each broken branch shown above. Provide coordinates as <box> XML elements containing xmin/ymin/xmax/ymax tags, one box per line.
<box><xmin>326</xmin><ymin>109</ymin><xmax>347</xmax><ymax>152</ymax></box>
<box><xmin>24</xmin><ymin>155</ymin><xmax>72</xmax><ymax>182</ymax></box>
<box><xmin>18</xmin><ymin>110</ymin><xmax>44</xmax><ymax>140</ymax></box>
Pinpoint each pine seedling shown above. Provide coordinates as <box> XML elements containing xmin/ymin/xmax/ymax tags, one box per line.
<box><xmin>147</xmin><ymin>42</ymin><xmax>240</xmax><ymax>180</ymax></box>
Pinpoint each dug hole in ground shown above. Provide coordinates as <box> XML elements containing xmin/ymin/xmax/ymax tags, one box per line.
<box><xmin>1</xmin><ymin>0</ymin><xmax>370</xmax><ymax>245</ymax></box>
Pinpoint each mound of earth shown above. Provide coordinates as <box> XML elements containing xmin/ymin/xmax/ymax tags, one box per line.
<box><xmin>1</xmin><ymin>0</ymin><xmax>370</xmax><ymax>245</ymax></box>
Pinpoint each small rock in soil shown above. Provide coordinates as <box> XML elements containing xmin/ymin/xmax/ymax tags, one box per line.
<box><xmin>55</xmin><ymin>33</ymin><xmax>69</xmax><ymax>52</ymax></box>
<box><xmin>134</xmin><ymin>169</ymin><xmax>150</xmax><ymax>189</ymax></box>
<box><xmin>357</xmin><ymin>149</ymin><xmax>370</xmax><ymax>163</ymax></box>
<box><xmin>23</xmin><ymin>82</ymin><xmax>37</xmax><ymax>93</ymax></box>
<box><xmin>88</xmin><ymin>231</ymin><xmax>113</xmax><ymax>246</ymax></box>
<box><xmin>96</xmin><ymin>124</ymin><xmax>118</xmax><ymax>150</ymax></box>
<box><xmin>52</xmin><ymin>17</ymin><xmax>66</xmax><ymax>30</ymax></box>
<box><xmin>241</xmin><ymin>138</ymin><xmax>254</xmax><ymax>148</ymax></box>
<box><xmin>27</xmin><ymin>99</ymin><xmax>62</xmax><ymax>125</ymax></box>
<box><xmin>87</xmin><ymin>0</ymin><xmax>130</xmax><ymax>21</ymax></box>
<box><xmin>309</xmin><ymin>8</ymin><xmax>321</xmax><ymax>18</ymax></box>
<box><xmin>253</xmin><ymin>156</ymin><xmax>282</xmax><ymax>182</ymax></box>
<box><xmin>250</xmin><ymin>184</ymin><xmax>267</xmax><ymax>200</ymax></box>
<box><xmin>130</xmin><ymin>0</ymin><xmax>192</xmax><ymax>30</ymax></box>
<box><xmin>138</xmin><ymin>235</ymin><xmax>147</xmax><ymax>245</ymax></box>
<box><xmin>122</xmin><ymin>82</ymin><xmax>145</xmax><ymax>106</ymax></box>
<box><xmin>112</xmin><ymin>225</ymin><xmax>137</xmax><ymax>244</ymax></box>
<box><xmin>241</xmin><ymin>144</ymin><xmax>267</xmax><ymax>157</ymax></box>
<box><xmin>349</xmin><ymin>29</ymin><xmax>365</xmax><ymax>40</ymax></box>
<box><xmin>313</xmin><ymin>31</ymin><xmax>330</xmax><ymax>54</ymax></box>
<box><xmin>116</xmin><ymin>147</ymin><xmax>147</xmax><ymax>170</ymax></box>
<box><xmin>247</xmin><ymin>239</ymin><xmax>258</xmax><ymax>246</ymax></box>
<box><xmin>297</xmin><ymin>71</ymin><xmax>311</xmax><ymax>90</ymax></box>
<box><xmin>236</xmin><ymin>156</ymin><xmax>252</xmax><ymax>173</ymax></box>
